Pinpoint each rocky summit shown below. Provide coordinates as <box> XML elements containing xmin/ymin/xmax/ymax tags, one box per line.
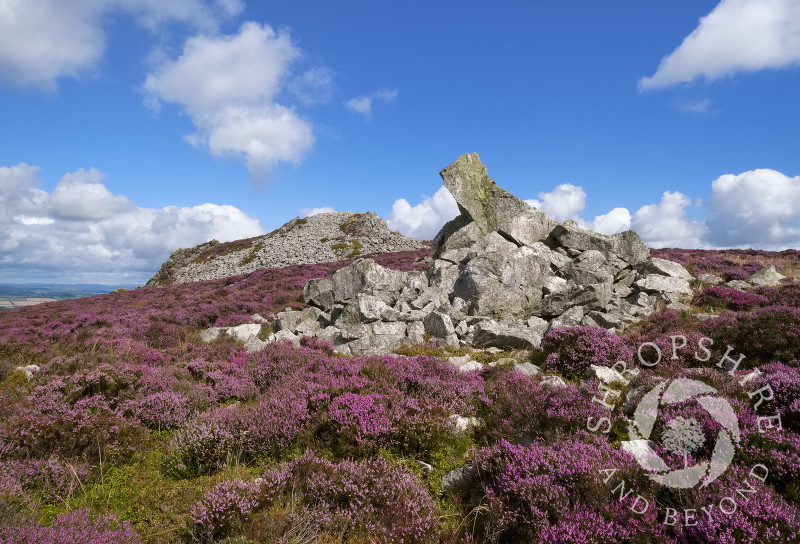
<box><xmin>146</xmin><ymin>211</ymin><xmax>425</xmax><ymax>286</ymax></box>
<box><xmin>203</xmin><ymin>152</ymin><xmax>698</xmax><ymax>356</ymax></box>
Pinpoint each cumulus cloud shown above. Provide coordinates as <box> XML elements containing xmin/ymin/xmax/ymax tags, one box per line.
<box><xmin>630</xmin><ymin>191</ymin><xmax>707</xmax><ymax>248</ymax></box>
<box><xmin>589</xmin><ymin>207</ymin><xmax>633</xmax><ymax>235</ymax></box>
<box><xmin>525</xmin><ymin>183</ymin><xmax>587</xmax><ymax>222</ymax></box>
<box><xmin>707</xmin><ymin>168</ymin><xmax>800</xmax><ymax>248</ymax></box>
<box><xmin>387</xmin><ymin>186</ymin><xmax>459</xmax><ymax>240</ymax></box>
<box><xmin>0</xmin><ymin>0</ymin><xmax>239</xmax><ymax>91</ymax></box>
<box><xmin>344</xmin><ymin>88</ymin><xmax>398</xmax><ymax>119</ymax></box>
<box><xmin>0</xmin><ymin>163</ymin><xmax>263</xmax><ymax>283</ymax></box>
<box><xmin>144</xmin><ymin>22</ymin><xmax>314</xmax><ymax>180</ymax></box>
<box><xmin>640</xmin><ymin>0</ymin><xmax>800</xmax><ymax>90</ymax></box>
<box><xmin>302</xmin><ymin>206</ymin><xmax>337</xmax><ymax>217</ymax></box>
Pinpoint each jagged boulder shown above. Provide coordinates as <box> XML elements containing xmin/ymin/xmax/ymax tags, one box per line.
<box><xmin>437</xmin><ymin>152</ymin><xmax>554</xmax><ymax>251</ymax></box>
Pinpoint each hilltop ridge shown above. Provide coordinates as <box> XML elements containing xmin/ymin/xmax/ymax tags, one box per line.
<box><xmin>146</xmin><ymin>211</ymin><xmax>425</xmax><ymax>286</ymax></box>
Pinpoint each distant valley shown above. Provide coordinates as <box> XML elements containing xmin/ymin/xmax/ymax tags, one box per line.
<box><xmin>0</xmin><ymin>283</ymin><xmax>139</xmax><ymax>308</ymax></box>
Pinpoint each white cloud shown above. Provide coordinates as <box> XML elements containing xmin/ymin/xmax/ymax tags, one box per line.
<box><xmin>302</xmin><ymin>206</ymin><xmax>336</xmax><ymax>217</ymax></box>
<box><xmin>49</xmin><ymin>168</ymin><xmax>134</xmax><ymax>220</ymax></box>
<box><xmin>344</xmin><ymin>88</ymin><xmax>398</xmax><ymax>119</ymax></box>
<box><xmin>525</xmin><ymin>183</ymin><xmax>587</xmax><ymax>222</ymax></box>
<box><xmin>707</xmin><ymin>168</ymin><xmax>800</xmax><ymax>248</ymax></box>
<box><xmin>144</xmin><ymin>22</ymin><xmax>314</xmax><ymax>180</ymax></box>
<box><xmin>590</xmin><ymin>207</ymin><xmax>632</xmax><ymax>235</ymax></box>
<box><xmin>289</xmin><ymin>67</ymin><xmax>335</xmax><ymax>106</ymax></box>
<box><xmin>640</xmin><ymin>0</ymin><xmax>800</xmax><ymax>90</ymax></box>
<box><xmin>0</xmin><ymin>163</ymin><xmax>263</xmax><ymax>283</ymax></box>
<box><xmin>630</xmin><ymin>191</ymin><xmax>707</xmax><ymax>248</ymax></box>
<box><xmin>0</xmin><ymin>0</ymin><xmax>238</xmax><ymax>91</ymax></box>
<box><xmin>387</xmin><ymin>186</ymin><xmax>459</xmax><ymax>240</ymax></box>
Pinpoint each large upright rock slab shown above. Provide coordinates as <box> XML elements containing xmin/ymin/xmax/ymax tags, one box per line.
<box><xmin>439</xmin><ymin>153</ymin><xmax>554</xmax><ymax>248</ymax></box>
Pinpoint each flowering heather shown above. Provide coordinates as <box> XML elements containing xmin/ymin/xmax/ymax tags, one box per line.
<box><xmin>0</xmin><ymin>509</ymin><xmax>139</xmax><ymax>544</ymax></box>
<box><xmin>163</xmin><ymin>390</ymin><xmax>309</xmax><ymax>478</ymax></box>
<box><xmin>702</xmin><ymin>305</ymin><xmax>800</xmax><ymax>364</ymax></box>
<box><xmin>692</xmin><ymin>285</ymin><xmax>770</xmax><ymax>311</ymax></box>
<box><xmin>472</xmin><ymin>436</ymin><xmax>674</xmax><ymax>544</ymax></box>
<box><xmin>190</xmin><ymin>452</ymin><xmax>436</xmax><ymax>543</ymax></box>
<box><xmin>2</xmin><ymin>248</ymin><xmax>800</xmax><ymax>542</ymax></box>
<box><xmin>0</xmin><ymin>457</ymin><xmax>90</xmax><ymax>503</ymax></box>
<box><xmin>479</xmin><ymin>370</ymin><xmax>619</xmax><ymax>443</ymax></box>
<box><xmin>651</xmin><ymin>247</ymin><xmax>799</xmax><ymax>281</ymax></box>
<box><xmin>540</xmin><ymin>326</ymin><xmax>634</xmax><ymax>379</ymax></box>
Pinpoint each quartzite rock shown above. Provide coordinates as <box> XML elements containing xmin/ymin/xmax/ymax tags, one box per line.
<box><xmin>439</xmin><ymin>152</ymin><xmax>554</xmax><ymax>247</ymax></box>
<box><xmin>748</xmin><ymin>265</ymin><xmax>785</xmax><ymax>287</ymax></box>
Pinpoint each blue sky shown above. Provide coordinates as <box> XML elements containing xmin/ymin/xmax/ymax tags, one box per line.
<box><xmin>1</xmin><ymin>0</ymin><xmax>799</xmax><ymax>283</ymax></box>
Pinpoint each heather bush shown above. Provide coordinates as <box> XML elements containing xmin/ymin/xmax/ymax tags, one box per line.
<box><xmin>0</xmin><ymin>458</ymin><xmax>90</xmax><ymax>504</ymax></box>
<box><xmin>0</xmin><ymin>388</ymin><xmax>144</xmax><ymax>462</ymax></box>
<box><xmin>754</xmin><ymin>361</ymin><xmax>800</xmax><ymax>432</ymax></box>
<box><xmin>190</xmin><ymin>452</ymin><xmax>436</xmax><ymax>543</ymax></box>
<box><xmin>692</xmin><ymin>286</ymin><xmax>769</xmax><ymax>311</ymax></box>
<box><xmin>163</xmin><ymin>391</ymin><xmax>309</xmax><ymax>478</ymax></box>
<box><xmin>479</xmin><ymin>370</ymin><xmax>620</xmax><ymax>444</ymax></box>
<box><xmin>678</xmin><ymin>465</ymin><xmax>800</xmax><ymax>544</ymax></box>
<box><xmin>122</xmin><ymin>390</ymin><xmax>197</xmax><ymax>430</ymax></box>
<box><xmin>702</xmin><ymin>305</ymin><xmax>800</xmax><ymax>364</ymax></box>
<box><xmin>472</xmin><ymin>436</ymin><xmax>674</xmax><ymax>544</ymax></box>
<box><xmin>540</xmin><ymin>326</ymin><xmax>633</xmax><ymax>379</ymax></box>
<box><xmin>0</xmin><ymin>508</ymin><xmax>139</xmax><ymax>544</ymax></box>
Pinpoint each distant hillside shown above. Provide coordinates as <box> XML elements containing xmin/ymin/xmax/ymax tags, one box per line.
<box><xmin>0</xmin><ymin>283</ymin><xmax>138</xmax><ymax>308</ymax></box>
<box><xmin>146</xmin><ymin>212</ymin><xmax>426</xmax><ymax>287</ymax></box>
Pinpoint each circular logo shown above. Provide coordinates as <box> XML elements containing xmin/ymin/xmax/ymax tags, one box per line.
<box><xmin>622</xmin><ymin>378</ymin><xmax>740</xmax><ymax>489</ymax></box>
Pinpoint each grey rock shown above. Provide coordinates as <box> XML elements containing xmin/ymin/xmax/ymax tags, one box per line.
<box><xmin>355</xmin><ymin>294</ymin><xmax>390</xmax><ymax>322</ymax></box>
<box><xmin>200</xmin><ymin>327</ymin><xmax>222</xmax><ymax>343</ymax></box>
<box><xmin>697</xmin><ymin>273</ymin><xmax>723</xmax><ymax>285</ymax></box>
<box><xmin>547</xmin><ymin>306</ymin><xmax>585</xmax><ymax>330</ymax></box>
<box><xmin>273</xmin><ymin>329</ymin><xmax>300</xmax><ymax>347</ymax></box>
<box><xmin>227</xmin><ymin>323</ymin><xmax>262</xmax><ymax>342</ymax></box>
<box><xmin>541</xmin><ymin>375</ymin><xmax>567</xmax><ymax>388</ymax></box>
<box><xmin>441</xmin><ymin>465</ymin><xmax>478</xmax><ymax>500</ymax></box>
<box><xmin>424</xmin><ymin>311</ymin><xmax>456</xmax><ymax>338</ymax></box>
<box><xmin>587</xmin><ymin>364</ymin><xmax>627</xmax><ymax>384</ymax></box>
<box><xmin>15</xmin><ymin>365</ymin><xmax>40</xmax><ymax>380</ymax></box>
<box><xmin>407</xmin><ymin>321</ymin><xmax>425</xmax><ymax>344</ymax></box>
<box><xmin>450</xmin><ymin>415</ymin><xmax>481</xmax><ymax>434</ymax></box>
<box><xmin>694</xmin><ymin>313</ymin><xmax>718</xmax><ymax>322</ymax></box>
<box><xmin>316</xmin><ymin>326</ymin><xmax>344</xmax><ymax>344</ymax></box>
<box><xmin>542</xmin><ymin>275</ymin><xmax>568</xmax><ymax>295</ymax></box>
<box><xmin>452</xmin><ymin>246</ymin><xmax>548</xmax><ymax>319</ymax></box>
<box><xmin>432</xmin><ymin>214</ymin><xmax>483</xmax><ymax>257</ymax></box>
<box><xmin>332</xmin><ymin>258</ymin><xmax>406</xmax><ymax>304</ymax></box>
<box><xmin>250</xmin><ymin>313</ymin><xmax>269</xmax><ymax>324</ymax></box>
<box><xmin>243</xmin><ymin>336</ymin><xmax>268</xmax><ymax>353</ymax></box>
<box><xmin>472</xmin><ymin>321</ymin><xmax>542</xmax><ymax>350</ymax></box>
<box><xmin>526</xmin><ymin>316</ymin><xmax>549</xmax><ymax>336</ymax></box>
<box><xmin>725</xmin><ymin>279</ymin><xmax>752</xmax><ymax>290</ymax></box>
<box><xmin>513</xmin><ymin>362</ymin><xmax>541</xmax><ymax>376</ymax></box>
<box><xmin>439</xmin><ymin>153</ymin><xmax>555</xmax><ymax>247</ymax></box>
<box><xmin>641</xmin><ymin>257</ymin><xmax>694</xmax><ymax>280</ymax></box>
<box><xmin>586</xmin><ymin>310</ymin><xmax>626</xmax><ymax>330</ymax></box>
<box><xmin>634</xmin><ymin>275</ymin><xmax>693</xmax><ymax>297</ymax></box>
<box><xmin>749</xmin><ymin>265</ymin><xmax>785</xmax><ymax>287</ymax></box>
<box><xmin>549</xmin><ymin>223</ymin><xmax>649</xmax><ymax>266</ymax></box>
<box><xmin>303</xmin><ymin>278</ymin><xmax>335</xmax><ymax>311</ymax></box>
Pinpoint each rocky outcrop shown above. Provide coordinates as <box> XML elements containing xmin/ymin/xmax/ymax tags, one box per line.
<box><xmin>146</xmin><ymin>212</ymin><xmax>425</xmax><ymax>286</ymax></box>
<box><xmin>199</xmin><ymin>153</ymin><xmax>697</xmax><ymax>356</ymax></box>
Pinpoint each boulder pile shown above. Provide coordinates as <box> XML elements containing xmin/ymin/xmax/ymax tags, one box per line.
<box><xmin>204</xmin><ymin>153</ymin><xmax>698</xmax><ymax>355</ymax></box>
